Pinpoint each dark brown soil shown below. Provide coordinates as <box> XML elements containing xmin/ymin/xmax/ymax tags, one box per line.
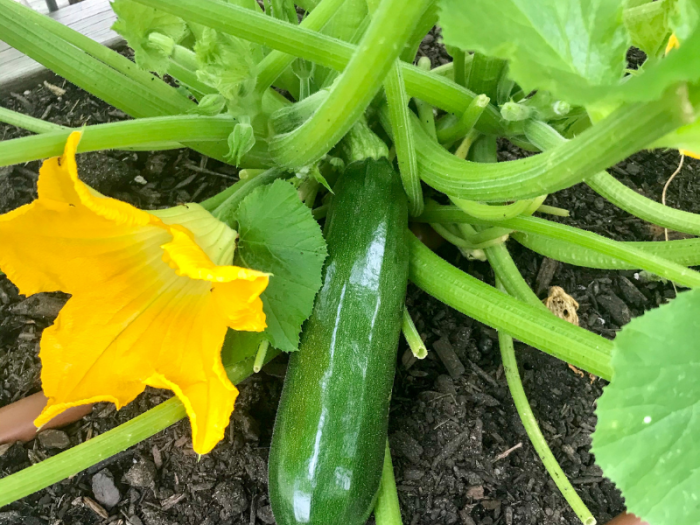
<box><xmin>1</xmin><ymin>68</ymin><xmax>696</xmax><ymax>525</ymax></box>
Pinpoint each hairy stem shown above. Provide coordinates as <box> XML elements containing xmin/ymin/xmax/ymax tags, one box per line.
<box><xmin>0</xmin><ymin>116</ymin><xmax>236</xmax><ymax>167</ymax></box>
<box><xmin>408</xmin><ymin>234</ymin><xmax>612</xmax><ymax>378</ymax></box>
<box><xmin>267</xmin><ymin>0</ymin><xmax>431</xmax><ymax>168</ymax></box>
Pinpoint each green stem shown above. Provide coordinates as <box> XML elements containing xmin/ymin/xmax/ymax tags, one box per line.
<box><xmin>0</xmin><ymin>106</ymin><xmax>67</xmax><ymax>134</ymax></box>
<box><xmin>253</xmin><ymin>339</ymin><xmax>270</xmax><ymax>373</ymax></box>
<box><xmin>514</xmin><ymin>231</ymin><xmax>700</xmax><ymax>270</ymax></box>
<box><xmin>402</xmin><ymin>306</ymin><xmax>427</xmax><ymax>359</ymax></box>
<box><xmin>486</xmin><ymin>253</ymin><xmax>595</xmax><ymax>524</ymax></box>
<box><xmin>497</xmin><ymin>320</ymin><xmax>596</xmax><ymax>525</ymax></box>
<box><xmin>408</xmin><ymin>233</ymin><xmax>612</xmax><ymax>378</ymax></box>
<box><xmin>383</xmin><ymin>66</ymin><xmax>424</xmax><ymax>216</ymax></box>
<box><xmin>431</xmin><ymin>223</ymin><xmax>508</xmax><ymax>250</ymax></box>
<box><xmin>167</xmin><ymin>60</ymin><xmax>216</xmax><ymax>97</ymax></box>
<box><xmin>364</xmin><ymin>0</ymin><xmax>423</xmax><ymax>216</ymax></box>
<box><xmin>401</xmin><ymin>91</ymin><xmax>692</xmax><ymax>201</ymax></box>
<box><xmin>451</xmin><ymin>195</ymin><xmax>545</xmax><ymax>222</ymax></box>
<box><xmin>450</xmin><ymin>48</ymin><xmax>467</xmax><ymax>87</ymax></box>
<box><xmin>0</xmin><ymin>349</ymin><xmax>281</xmax><ymax>508</ymax></box>
<box><xmin>485</xmin><ymin>243</ymin><xmax>544</xmax><ymax>308</ymax></box>
<box><xmin>481</xmin><ymin>259</ymin><xmax>595</xmax><ymax>524</ymax></box>
<box><xmin>130</xmin><ymin>0</ymin><xmax>505</xmax><ymax>135</ymax></box>
<box><xmin>536</xmin><ymin>204</ymin><xmax>570</xmax><ymax>217</ymax></box>
<box><xmin>418</xmin><ymin>204</ymin><xmax>700</xmax><ymax>288</ymax></box>
<box><xmin>399</xmin><ymin>1</ymin><xmax>438</xmax><ymax>63</ymax></box>
<box><xmin>373</xmin><ymin>440</ymin><xmax>403</xmax><ymax>525</ymax></box>
<box><xmin>415</xmin><ymin>59</ymin><xmax>437</xmax><ymax>140</ymax></box>
<box><xmin>436</xmin><ymin>94</ymin><xmax>489</xmax><ymax>145</ymax></box>
<box><xmin>255</xmin><ymin>0</ymin><xmax>344</xmax><ymax>95</ymax></box>
<box><xmin>268</xmin><ymin>0</ymin><xmax>431</xmax><ymax>168</ymax></box>
<box><xmin>525</xmin><ymin>119</ymin><xmax>700</xmax><ymax>236</ymax></box>
<box><xmin>0</xmin><ymin>116</ymin><xmax>236</xmax><ymax>168</ymax></box>
<box><xmin>211</xmin><ymin>168</ymin><xmax>286</xmax><ymax>221</ymax></box>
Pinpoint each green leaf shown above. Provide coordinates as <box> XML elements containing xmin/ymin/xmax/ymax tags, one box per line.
<box><xmin>623</xmin><ymin>0</ymin><xmax>672</xmax><ymax>57</ymax></box>
<box><xmin>439</xmin><ymin>0</ymin><xmax>630</xmax><ymax>106</ymax></box>
<box><xmin>592</xmin><ymin>288</ymin><xmax>700</xmax><ymax>525</ymax></box>
<box><xmin>225</xmin><ymin>122</ymin><xmax>256</xmax><ymax>166</ymax></box>
<box><xmin>194</xmin><ymin>28</ymin><xmax>257</xmax><ymax>101</ymax></box>
<box><xmin>234</xmin><ymin>180</ymin><xmax>327</xmax><ymax>352</ymax></box>
<box><xmin>191</xmin><ymin>94</ymin><xmax>227</xmax><ymax>116</ymax></box>
<box><xmin>111</xmin><ymin>0</ymin><xmax>188</xmax><ymax>74</ymax></box>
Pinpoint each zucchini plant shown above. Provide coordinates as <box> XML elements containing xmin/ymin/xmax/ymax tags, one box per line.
<box><xmin>0</xmin><ymin>0</ymin><xmax>699</xmax><ymax>524</ymax></box>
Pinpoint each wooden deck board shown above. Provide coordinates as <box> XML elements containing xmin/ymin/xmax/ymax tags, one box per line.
<box><xmin>1</xmin><ymin>0</ymin><xmax>124</xmax><ymax>94</ymax></box>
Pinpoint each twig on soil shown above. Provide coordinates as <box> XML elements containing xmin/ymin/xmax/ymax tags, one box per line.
<box><xmin>492</xmin><ymin>442</ymin><xmax>522</xmax><ymax>462</ymax></box>
<box><xmin>183</xmin><ymin>163</ymin><xmax>238</xmax><ymax>180</ymax></box>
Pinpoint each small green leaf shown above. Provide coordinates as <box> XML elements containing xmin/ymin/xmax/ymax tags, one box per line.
<box><xmin>225</xmin><ymin>122</ymin><xmax>256</xmax><ymax>166</ymax></box>
<box><xmin>111</xmin><ymin>0</ymin><xmax>188</xmax><ymax>75</ymax></box>
<box><xmin>194</xmin><ymin>28</ymin><xmax>257</xmax><ymax>101</ymax></box>
<box><xmin>593</xmin><ymin>288</ymin><xmax>700</xmax><ymax>525</ymax></box>
<box><xmin>235</xmin><ymin>180</ymin><xmax>327</xmax><ymax>352</ymax></box>
<box><xmin>439</xmin><ymin>0</ymin><xmax>630</xmax><ymax>106</ymax></box>
<box><xmin>191</xmin><ymin>94</ymin><xmax>227</xmax><ymax>116</ymax></box>
<box><xmin>309</xmin><ymin>165</ymin><xmax>333</xmax><ymax>193</ymax></box>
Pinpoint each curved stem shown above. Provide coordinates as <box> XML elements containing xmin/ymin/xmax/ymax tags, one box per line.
<box><xmin>268</xmin><ymin>0</ymin><xmax>431</xmax><ymax>168</ymax></box>
<box><xmin>525</xmin><ymin>119</ymin><xmax>700</xmax><ymax>237</ymax></box>
<box><xmin>485</xmin><ymin>243</ymin><xmax>544</xmax><ymax>308</ymax></box>
<box><xmin>393</xmin><ymin>90</ymin><xmax>692</xmax><ymax>201</ymax></box>
<box><xmin>497</xmin><ymin>318</ymin><xmax>596</xmax><ymax>525</ymax></box>
<box><xmin>451</xmin><ymin>195</ymin><xmax>545</xmax><ymax>222</ymax></box>
<box><xmin>436</xmin><ymin>94</ymin><xmax>489</xmax><ymax>144</ymax></box>
<box><xmin>417</xmin><ymin>204</ymin><xmax>700</xmax><ymax>288</ymax></box>
<box><xmin>131</xmin><ymin>0</ymin><xmax>505</xmax><ymax>135</ymax></box>
<box><xmin>0</xmin><ymin>349</ymin><xmax>281</xmax><ymax>507</ymax></box>
<box><xmin>513</xmin><ymin>231</ymin><xmax>700</xmax><ymax>270</ymax></box>
<box><xmin>211</xmin><ymin>168</ymin><xmax>286</xmax><ymax>221</ymax></box>
<box><xmin>408</xmin><ymin>234</ymin><xmax>613</xmax><ymax>378</ymax></box>
<box><xmin>0</xmin><ymin>116</ymin><xmax>236</xmax><ymax>168</ymax></box>
<box><xmin>485</xmin><ymin>250</ymin><xmax>596</xmax><ymax>524</ymax></box>
<box><xmin>384</xmin><ymin>64</ymin><xmax>424</xmax><ymax>216</ymax></box>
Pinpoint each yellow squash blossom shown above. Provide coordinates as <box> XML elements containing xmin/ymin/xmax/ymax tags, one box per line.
<box><xmin>0</xmin><ymin>132</ymin><xmax>269</xmax><ymax>454</ymax></box>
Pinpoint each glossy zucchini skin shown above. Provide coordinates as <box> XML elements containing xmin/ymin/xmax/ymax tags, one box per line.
<box><xmin>268</xmin><ymin>158</ymin><xmax>409</xmax><ymax>525</ymax></box>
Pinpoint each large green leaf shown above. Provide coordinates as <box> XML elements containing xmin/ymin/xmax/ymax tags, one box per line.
<box><xmin>439</xmin><ymin>0</ymin><xmax>700</xmax><ymax>107</ymax></box>
<box><xmin>233</xmin><ymin>180</ymin><xmax>327</xmax><ymax>352</ymax></box>
<box><xmin>592</xmin><ymin>288</ymin><xmax>700</xmax><ymax>525</ymax></box>
<box><xmin>439</xmin><ymin>0</ymin><xmax>630</xmax><ymax>106</ymax></box>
